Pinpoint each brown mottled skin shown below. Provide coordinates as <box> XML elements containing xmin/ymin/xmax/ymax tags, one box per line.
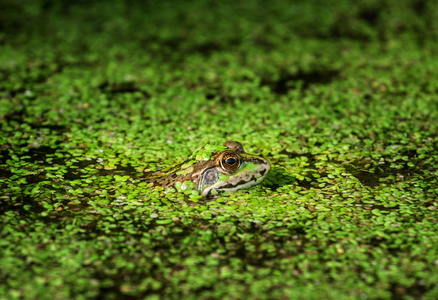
<box><xmin>148</xmin><ymin>159</ymin><xmax>217</xmax><ymax>188</ymax></box>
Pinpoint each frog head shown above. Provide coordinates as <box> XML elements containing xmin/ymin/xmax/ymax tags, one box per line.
<box><xmin>194</xmin><ymin>141</ymin><xmax>271</xmax><ymax>196</ymax></box>
<box><xmin>150</xmin><ymin>141</ymin><xmax>271</xmax><ymax>196</ymax></box>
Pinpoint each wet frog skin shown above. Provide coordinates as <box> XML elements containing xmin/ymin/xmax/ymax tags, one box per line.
<box><xmin>148</xmin><ymin>141</ymin><xmax>271</xmax><ymax>196</ymax></box>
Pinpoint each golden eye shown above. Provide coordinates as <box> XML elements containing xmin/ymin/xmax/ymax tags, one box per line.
<box><xmin>219</xmin><ymin>152</ymin><xmax>240</xmax><ymax>172</ymax></box>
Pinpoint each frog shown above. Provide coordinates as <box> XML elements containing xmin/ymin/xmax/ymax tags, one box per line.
<box><xmin>147</xmin><ymin>141</ymin><xmax>271</xmax><ymax>196</ymax></box>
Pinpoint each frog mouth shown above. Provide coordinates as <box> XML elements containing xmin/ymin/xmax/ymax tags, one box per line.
<box><xmin>200</xmin><ymin>157</ymin><xmax>271</xmax><ymax>196</ymax></box>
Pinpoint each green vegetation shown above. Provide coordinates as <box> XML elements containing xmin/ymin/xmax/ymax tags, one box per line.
<box><xmin>1</xmin><ymin>0</ymin><xmax>437</xmax><ymax>299</ymax></box>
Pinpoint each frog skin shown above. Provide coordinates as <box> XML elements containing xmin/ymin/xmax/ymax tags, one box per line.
<box><xmin>148</xmin><ymin>141</ymin><xmax>271</xmax><ymax>196</ymax></box>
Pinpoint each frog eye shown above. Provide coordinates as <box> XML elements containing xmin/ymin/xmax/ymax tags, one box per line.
<box><xmin>219</xmin><ymin>152</ymin><xmax>241</xmax><ymax>172</ymax></box>
<box><xmin>226</xmin><ymin>158</ymin><xmax>236</xmax><ymax>165</ymax></box>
